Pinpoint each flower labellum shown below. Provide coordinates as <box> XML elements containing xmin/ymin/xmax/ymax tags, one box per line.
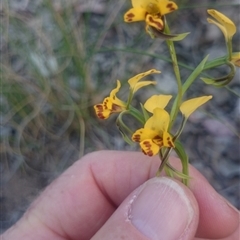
<box><xmin>132</xmin><ymin>106</ymin><xmax>174</xmax><ymax>156</ymax></box>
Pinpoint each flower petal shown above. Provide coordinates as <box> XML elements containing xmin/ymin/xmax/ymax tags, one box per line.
<box><xmin>131</xmin><ymin>0</ymin><xmax>150</xmax><ymax>8</ymax></box>
<box><xmin>145</xmin><ymin>14</ymin><xmax>164</xmax><ymax>31</ymax></box>
<box><xmin>157</xmin><ymin>0</ymin><xmax>178</xmax><ymax>15</ymax></box>
<box><xmin>163</xmin><ymin>131</ymin><xmax>175</xmax><ymax>147</ymax></box>
<box><xmin>110</xmin><ymin>80</ymin><xmax>121</xmax><ymax>98</ymax></box>
<box><xmin>94</xmin><ymin>103</ymin><xmax>111</xmax><ymax>119</ymax></box>
<box><xmin>180</xmin><ymin>96</ymin><xmax>213</xmax><ymax>118</ymax></box>
<box><xmin>207</xmin><ymin>9</ymin><xmax>236</xmax><ymax>38</ymax></box>
<box><xmin>144</xmin><ymin>94</ymin><xmax>172</xmax><ymax>113</ymax></box>
<box><xmin>128</xmin><ymin>69</ymin><xmax>160</xmax><ymax>93</ymax></box>
<box><xmin>110</xmin><ymin>80</ymin><xmax>126</xmax><ymax>107</ymax></box>
<box><xmin>133</xmin><ymin>80</ymin><xmax>157</xmax><ymax>93</ymax></box>
<box><xmin>207</xmin><ymin>18</ymin><xmax>228</xmax><ymax>40</ymax></box>
<box><xmin>145</xmin><ymin>108</ymin><xmax>170</xmax><ymax>132</ymax></box>
<box><xmin>140</xmin><ymin>139</ymin><xmax>160</xmax><ymax>156</ymax></box>
<box><xmin>124</xmin><ymin>7</ymin><xmax>146</xmax><ymax>22</ymax></box>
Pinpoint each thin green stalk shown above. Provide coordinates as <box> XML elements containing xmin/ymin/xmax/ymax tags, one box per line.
<box><xmin>227</xmin><ymin>37</ymin><xmax>233</xmax><ymax>61</ymax></box>
<box><xmin>117</xmin><ymin>112</ymin><xmax>134</xmax><ymax>135</ymax></box>
<box><xmin>156</xmin><ymin>147</ymin><xmax>172</xmax><ymax>176</ymax></box>
<box><xmin>128</xmin><ymin>107</ymin><xmax>145</xmax><ymax>124</ymax></box>
<box><xmin>182</xmin><ymin>55</ymin><xmax>209</xmax><ymax>94</ymax></box>
<box><xmin>166</xmin><ymin>162</ymin><xmax>189</xmax><ymax>185</ymax></box>
<box><xmin>173</xmin><ymin>117</ymin><xmax>187</xmax><ymax>141</ymax></box>
<box><xmin>173</xmin><ymin>140</ymin><xmax>190</xmax><ymax>186</ymax></box>
<box><xmin>225</xmin><ymin>85</ymin><xmax>240</xmax><ymax>98</ymax></box>
<box><xmin>204</xmin><ymin>56</ymin><xmax>227</xmax><ymax>70</ymax></box>
<box><xmin>164</xmin><ymin>19</ymin><xmax>183</xmax><ymax>129</ymax></box>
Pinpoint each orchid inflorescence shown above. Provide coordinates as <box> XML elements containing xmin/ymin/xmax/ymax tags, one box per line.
<box><xmin>94</xmin><ymin>0</ymin><xmax>239</xmax><ymax>185</ymax></box>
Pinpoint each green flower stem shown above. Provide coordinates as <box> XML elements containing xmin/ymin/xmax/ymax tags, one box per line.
<box><xmin>159</xmin><ymin>149</ymin><xmax>164</xmax><ymax>161</ymax></box>
<box><xmin>156</xmin><ymin>147</ymin><xmax>172</xmax><ymax>177</ymax></box>
<box><xmin>164</xmin><ymin>19</ymin><xmax>182</xmax><ymax>130</ymax></box>
<box><xmin>166</xmin><ymin>162</ymin><xmax>189</xmax><ymax>185</ymax></box>
<box><xmin>204</xmin><ymin>56</ymin><xmax>227</xmax><ymax>70</ymax></box>
<box><xmin>173</xmin><ymin>140</ymin><xmax>190</xmax><ymax>186</ymax></box>
<box><xmin>117</xmin><ymin>107</ymin><xmax>147</xmax><ymax>145</ymax></box>
<box><xmin>126</xmin><ymin>91</ymin><xmax>134</xmax><ymax>109</ymax></box>
<box><xmin>225</xmin><ymin>85</ymin><xmax>240</xmax><ymax>98</ymax></box>
<box><xmin>164</xmin><ymin>165</ymin><xmax>174</xmax><ymax>178</ymax></box>
<box><xmin>182</xmin><ymin>55</ymin><xmax>209</xmax><ymax>94</ymax></box>
<box><xmin>173</xmin><ymin>117</ymin><xmax>187</xmax><ymax>142</ymax></box>
<box><xmin>226</xmin><ymin>37</ymin><xmax>233</xmax><ymax>60</ymax></box>
<box><xmin>117</xmin><ymin>111</ymin><xmax>133</xmax><ymax>134</ymax></box>
<box><xmin>168</xmin><ymin>56</ymin><xmax>209</xmax><ymax>131</ymax></box>
<box><xmin>118</xmin><ymin>108</ymin><xmax>145</xmax><ymax>132</ymax></box>
<box><xmin>128</xmin><ymin>106</ymin><xmax>145</xmax><ymax>124</ymax></box>
<box><xmin>181</xmin><ymin>157</ymin><xmax>189</xmax><ymax>186</ymax></box>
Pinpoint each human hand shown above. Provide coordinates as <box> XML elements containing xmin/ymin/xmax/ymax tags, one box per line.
<box><xmin>2</xmin><ymin>151</ymin><xmax>239</xmax><ymax>240</ymax></box>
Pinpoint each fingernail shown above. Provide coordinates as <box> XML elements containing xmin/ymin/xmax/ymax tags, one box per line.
<box><xmin>128</xmin><ymin>177</ymin><xmax>195</xmax><ymax>240</ymax></box>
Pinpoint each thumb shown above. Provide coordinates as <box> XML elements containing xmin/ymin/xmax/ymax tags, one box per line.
<box><xmin>92</xmin><ymin>177</ymin><xmax>199</xmax><ymax>240</ymax></box>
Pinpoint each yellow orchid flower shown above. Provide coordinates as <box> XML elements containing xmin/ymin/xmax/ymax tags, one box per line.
<box><xmin>207</xmin><ymin>10</ymin><xmax>239</xmax><ymax>69</ymax></box>
<box><xmin>128</xmin><ymin>69</ymin><xmax>160</xmax><ymax>93</ymax></box>
<box><xmin>180</xmin><ymin>96</ymin><xmax>213</xmax><ymax>119</ymax></box>
<box><xmin>124</xmin><ymin>0</ymin><xmax>178</xmax><ymax>32</ymax></box>
<box><xmin>207</xmin><ymin>9</ymin><xmax>236</xmax><ymax>40</ymax></box>
<box><xmin>94</xmin><ymin>80</ymin><xmax>126</xmax><ymax>119</ymax></box>
<box><xmin>132</xmin><ymin>108</ymin><xmax>174</xmax><ymax>156</ymax></box>
<box><xmin>94</xmin><ymin>69</ymin><xmax>160</xmax><ymax>119</ymax></box>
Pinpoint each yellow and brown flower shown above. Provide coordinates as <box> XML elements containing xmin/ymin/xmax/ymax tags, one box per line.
<box><xmin>124</xmin><ymin>0</ymin><xmax>178</xmax><ymax>32</ymax></box>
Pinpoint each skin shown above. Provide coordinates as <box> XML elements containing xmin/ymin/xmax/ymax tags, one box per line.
<box><xmin>2</xmin><ymin>150</ymin><xmax>239</xmax><ymax>240</ymax></box>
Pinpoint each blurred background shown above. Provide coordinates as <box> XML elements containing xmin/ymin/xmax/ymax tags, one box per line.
<box><xmin>1</xmin><ymin>0</ymin><xmax>239</xmax><ymax>233</ymax></box>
